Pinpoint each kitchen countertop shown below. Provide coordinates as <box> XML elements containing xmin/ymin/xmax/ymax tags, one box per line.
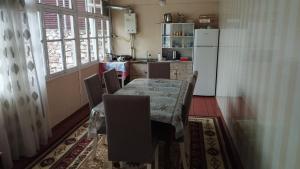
<box><xmin>127</xmin><ymin>59</ymin><xmax>192</xmax><ymax>64</ymax></box>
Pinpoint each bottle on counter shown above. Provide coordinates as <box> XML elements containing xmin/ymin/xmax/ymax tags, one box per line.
<box><xmin>157</xmin><ymin>53</ymin><xmax>162</xmax><ymax>61</ymax></box>
<box><xmin>103</xmin><ymin>53</ymin><xmax>109</xmax><ymax>62</ymax></box>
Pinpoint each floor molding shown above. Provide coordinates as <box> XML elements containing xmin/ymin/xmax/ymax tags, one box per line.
<box><xmin>217</xmin><ymin>116</ymin><xmax>245</xmax><ymax>169</ymax></box>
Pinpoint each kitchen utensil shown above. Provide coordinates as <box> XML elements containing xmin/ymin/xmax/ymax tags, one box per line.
<box><xmin>180</xmin><ymin>57</ymin><xmax>189</xmax><ymax>61</ymax></box>
<box><xmin>177</xmin><ymin>13</ymin><xmax>185</xmax><ymax>23</ymax></box>
<box><xmin>172</xmin><ymin>50</ymin><xmax>177</xmax><ymax>60</ymax></box>
<box><xmin>157</xmin><ymin>53</ymin><xmax>162</xmax><ymax>61</ymax></box>
<box><xmin>164</xmin><ymin>13</ymin><xmax>172</xmax><ymax>23</ymax></box>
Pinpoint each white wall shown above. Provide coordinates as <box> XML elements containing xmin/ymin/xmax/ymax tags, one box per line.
<box><xmin>217</xmin><ymin>0</ymin><xmax>300</xmax><ymax>168</ymax></box>
<box><xmin>46</xmin><ymin>64</ymin><xmax>99</xmax><ymax>127</ymax></box>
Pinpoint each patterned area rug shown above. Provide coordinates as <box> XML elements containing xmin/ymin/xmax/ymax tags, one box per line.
<box><xmin>30</xmin><ymin>117</ymin><xmax>231</xmax><ymax>169</ymax></box>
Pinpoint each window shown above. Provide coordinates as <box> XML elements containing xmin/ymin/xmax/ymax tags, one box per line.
<box><xmin>103</xmin><ymin>20</ymin><xmax>112</xmax><ymax>54</ymax></box>
<box><xmin>43</xmin><ymin>11</ymin><xmax>64</xmax><ymax>74</ymax></box>
<box><xmin>96</xmin><ymin>19</ymin><xmax>105</xmax><ymax>59</ymax></box>
<box><xmin>63</xmin><ymin>15</ymin><xmax>77</xmax><ymax>69</ymax></box>
<box><xmin>36</xmin><ymin>0</ymin><xmax>111</xmax><ymax>78</ymax></box>
<box><xmin>85</xmin><ymin>0</ymin><xmax>103</xmax><ymax>14</ymax></box>
<box><xmin>39</xmin><ymin>0</ymin><xmax>72</xmax><ymax>8</ymax></box>
<box><xmin>78</xmin><ymin>17</ymin><xmax>89</xmax><ymax>64</ymax></box>
<box><xmin>89</xmin><ymin>18</ymin><xmax>98</xmax><ymax>62</ymax></box>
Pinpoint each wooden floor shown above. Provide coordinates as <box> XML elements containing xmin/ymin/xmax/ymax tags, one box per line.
<box><xmin>191</xmin><ymin>96</ymin><xmax>244</xmax><ymax>169</ymax></box>
<box><xmin>189</xmin><ymin>96</ymin><xmax>222</xmax><ymax>117</ymax></box>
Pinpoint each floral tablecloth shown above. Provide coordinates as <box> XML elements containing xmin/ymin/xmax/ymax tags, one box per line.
<box><xmin>88</xmin><ymin>78</ymin><xmax>188</xmax><ymax>139</ymax></box>
<box><xmin>99</xmin><ymin>62</ymin><xmax>129</xmax><ymax>78</ymax></box>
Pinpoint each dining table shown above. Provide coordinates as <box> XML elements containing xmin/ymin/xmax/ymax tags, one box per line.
<box><xmin>88</xmin><ymin>78</ymin><xmax>188</xmax><ymax>139</ymax></box>
<box><xmin>87</xmin><ymin>78</ymin><xmax>188</xmax><ymax>168</ymax></box>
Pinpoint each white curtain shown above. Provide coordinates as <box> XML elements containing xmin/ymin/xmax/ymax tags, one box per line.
<box><xmin>0</xmin><ymin>0</ymin><xmax>51</xmax><ymax>169</ymax></box>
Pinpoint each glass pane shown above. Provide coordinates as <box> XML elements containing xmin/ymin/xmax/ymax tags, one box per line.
<box><xmin>44</xmin><ymin>12</ymin><xmax>61</xmax><ymax>40</ymax></box>
<box><xmin>41</xmin><ymin>0</ymin><xmax>57</xmax><ymax>6</ymax></box>
<box><xmin>76</xmin><ymin>0</ymin><xmax>102</xmax><ymax>13</ymax></box>
<box><xmin>95</xmin><ymin>8</ymin><xmax>102</xmax><ymax>15</ymax></box>
<box><xmin>105</xmin><ymin>20</ymin><xmax>110</xmax><ymax>37</ymax></box>
<box><xmin>103</xmin><ymin>20</ymin><xmax>111</xmax><ymax>54</ymax></box>
<box><xmin>47</xmin><ymin>41</ymin><xmax>63</xmax><ymax>74</ymax></box>
<box><xmin>102</xmin><ymin>20</ymin><xmax>108</xmax><ymax>37</ymax></box>
<box><xmin>98</xmin><ymin>38</ymin><xmax>104</xmax><ymax>60</ymax></box>
<box><xmin>104</xmin><ymin>38</ymin><xmax>111</xmax><ymax>54</ymax></box>
<box><xmin>162</xmin><ymin>37</ymin><xmax>171</xmax><ymax>48</ymax></box>
<box><xmin>76</xmin><ymin>0</ymin><xmax>86</xmax><ymax>12</ymax></box>
<box><xmin>78</xmin><ymin>17</ymin><xmax>88</xmax><ymax>38</ymax></box>
<box><xmin>172</xmin><ymin>38</ymin><xmax>182</xmax><ymax>48</ymax></box>
<box><xmin>90</xmin><ymin>39</ymin><xmax>97</xmax><ymax>61</ymax></box>
<box><xmin>89</xmin><ymin>18</ymin><xmax>96</xmax><ymax>38</ymax></box>
<box><xmin>96</xmin><ymin>19</ymin><xmax>103</xmax><ymax>37</ymax></box>
<box><xmin>95</xmin><ymin>0</ymin><xmax>102</xmax><ymax>14</ymax></box>
<box><xmin>80</xmin><ymin>39</ymin><xmax>89</xmax><ymax>64</ymax></box>
<box><xmin>182</xmin><ymin>24</ymin><xmax>194</xmax><ymax>36</ymax></box>
<box><xmin>58</xmin><ymin>0</ymin><xmax>72</xmax><ymax>8</ymax></box>
<box><xmin>162</xmin><ymin>23</ymin><xmax>172</xmax><ymax>36</ymax></box>
<box><xmin>65</xmin><ymin>40</ymin><xmax>76</xmax><ymax>68</ymax></box>
<box><xmin>94</xmin><ymin>0</ymin><xmax>101</xmax><ymax>4</ymax></box>
<box><xmin>86</xmin><ymin>0</ymin><xmax>95</xmax><ymax>13</ymax></box>
<box><xmin>102</xmin><ymin>20</ymin><xmax>110</xmax><ymax>37</ymax></box>
<box><xmin>62</xmin><ymin>15</ymin><xmax>74</xmax><ymax>39</ymax></box>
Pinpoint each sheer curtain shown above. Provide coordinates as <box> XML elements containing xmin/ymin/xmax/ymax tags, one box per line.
<box><xmin>0</xmin><ymin>0</ymin><xmax>51</xmax><ymax>169</ymax></box>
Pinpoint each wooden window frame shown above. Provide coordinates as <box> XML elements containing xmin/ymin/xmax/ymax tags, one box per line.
<box><xmin>36</xmin><ymin>0</ymin><xmax>111</xmax><ymax>80</ymax></box>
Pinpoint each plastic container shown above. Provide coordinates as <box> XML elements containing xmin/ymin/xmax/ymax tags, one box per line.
<box><xmin>180</xmin><ymin>57</ymin><xmax>189</xmax><ymax>61</ymax></box>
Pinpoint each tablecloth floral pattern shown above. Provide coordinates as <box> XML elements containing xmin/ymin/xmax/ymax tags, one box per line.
<box><xmin>88</xmin><ymin>78</ymin><xmax>188</xmax><ymax>139</ymax></box>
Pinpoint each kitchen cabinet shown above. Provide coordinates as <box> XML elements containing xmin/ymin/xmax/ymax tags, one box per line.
<box><xmin>130</xmin><ymin>61</ymin><xmax>192</xmax><ymax>81</ymax></box>
<box><xmin>170</xmin><ymin>62</ymin><xmax>193</xmax><ymax>80</ymax></box>
<box><xmin>130</xmin><ymin>63</ymin><xmax>148</xmax><ymax>80</ymax></box>
<box><xmin>130</xmin><ymin>61</ymin><xmax>193</xmax><ymax>80</ymax></box>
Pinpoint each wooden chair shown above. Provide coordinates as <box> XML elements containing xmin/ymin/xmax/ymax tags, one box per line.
<box><xmin>103</xmin><ymin>69</ymin><xmax>121</xmax><ymax>94</ymax></box>
<box><xmin>151</xmin><ymin>82</ymin><xmax>193</xmax><ymax>169</ymax></box>
<box><xmin>0</xmin><ymin>152</ymin><xmax>3</xmax><ymax>169</ymax></box>
<box><xmin>177</xmin><ymin>82</ymin><xmax>194</xmax><ymax>169</ymax></box>
<box><xmin>84</xmin><ymin>74</ymin><xmax>103</xmax><ymax>109</ymax></box>
<box><xmin>103</xmin><ymin>94</ymin><xmax>159</xmax><ymax>169</ymax></box>
<box><xmin>148</xmin><ymin>62</ymin><xmax>170</xmax><ymax>79</ymax></box>
<box><xmin>83</xmin><ymin>74</ymin><xmax>106</xmax><ymax>159</ymax></box>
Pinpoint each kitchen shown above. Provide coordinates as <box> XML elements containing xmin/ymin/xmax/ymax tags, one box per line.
<box><xmin>104</xmin><ymin>0</ymin><xmax>219</xmax><ymax>96</ymax></box>
<box><xmin>1</xmin><ymin>0</ymin><xmax>300</xmax><ymax>169</ymax></box>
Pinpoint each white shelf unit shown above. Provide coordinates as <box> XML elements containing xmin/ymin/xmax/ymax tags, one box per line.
<box><xmin>161</xmin><ymin>23</ymin><xmax>194</xmax><ymax>60</ymax></box>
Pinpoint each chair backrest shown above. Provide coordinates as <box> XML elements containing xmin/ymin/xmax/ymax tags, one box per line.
<box><xmin>182</xmin><ymin>82</ymin><xmax>193</xmax><ymax>125</ymax></box>
<box><xmin>103</xmin><ymin>69</ymin><xmax>121</xmax><ymax>94</ymax></box>
<box><xmin>148</xmin><ymin>62</ymin><xmax>170</xmax><ymax>79</ymax></box>
<box><xmin>84</xmin><ymin>74</ymin><xmax>103</xmax><ymax>110</ymax></box>
<box><xmin>103</xmin><ymin>94</ymin><xmax>153</xmax><ymax>163</ymax></box>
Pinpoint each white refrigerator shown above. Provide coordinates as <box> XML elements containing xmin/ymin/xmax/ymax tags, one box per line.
<box><xmin>193</xmin><ymin>29</ymin><xmax>219</xmax><ymax>96</ymax></box>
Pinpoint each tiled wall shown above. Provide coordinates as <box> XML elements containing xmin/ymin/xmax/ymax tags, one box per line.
<box><xmin>217</xmin><ymin>0</ymin><xmax>300</xmax><ymax>168</ymax></box>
